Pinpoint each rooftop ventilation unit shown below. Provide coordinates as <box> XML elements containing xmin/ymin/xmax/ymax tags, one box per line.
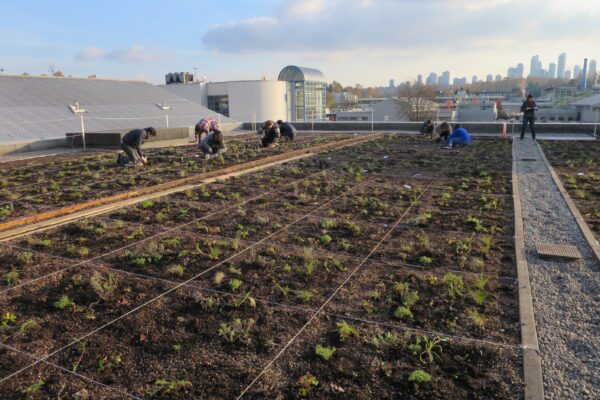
<box><xmin>165</xmin><ymin>72</ymin><xmax>194</xmax><ymax>84</ymax></box>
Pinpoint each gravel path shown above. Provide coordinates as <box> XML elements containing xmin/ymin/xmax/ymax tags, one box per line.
<box><xmin>515</xmin><ymin>138</ymin><xmax>599</xmax><ymax>400</ymax></box>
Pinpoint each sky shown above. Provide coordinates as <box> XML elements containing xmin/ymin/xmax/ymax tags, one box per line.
<box><xmin>0</xmin><ymin>0</ymin><xmax>599</xmax><ymax>86</ymax></box>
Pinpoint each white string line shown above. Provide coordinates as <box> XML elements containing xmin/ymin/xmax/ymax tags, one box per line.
<box><xmin>0</xmin><ymin>343</ymin><xmax>142</xmax><ymax>400</ymax></box>
<box><xmin>235</xmin><ymin>172</ymin><xmax>443</xmax><ymax>399</ymax></box>
<box><xmin>0</xmin><ymin>173</ymin><xmax>376</xmax><ymax>385</ymax></box>
<box><xmin>0</xmin><ymin>118</ymin><xmax>78</xmax><ymax>125</ymax></box>
<box><xmin>0</xmin><ymin>162</ymin><xmax>360</xmax><ymax>296</ymax></box>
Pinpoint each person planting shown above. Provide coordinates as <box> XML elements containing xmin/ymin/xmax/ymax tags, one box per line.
<box><xmin>195</xmin><ymin>117</ymin><xmax>221</xmax><ymax>143</ymax></box>
<box><xmin>277</xmin><ymin>120</ymin><xmax>297</xmax><ymax>141</ymax></box>
<box><xmin>199</xmin><ymin>130</ymin><xmax>227</xmax><ymax>160</ymax></box>
<box><xmin>257</xmin><ymin>120</ymin><xmax>281</xmax><ymax>148</ymax></box>
<box><xmin>118</xmin><ymin>127</ymin><xmax>157</xmax><ymax>167</ymax></box>
<box><xmin>434</xmin><ymin>121</ymin><xmax>452</xmax><ymax>143</ymax></box>
<box><xmin>443</xmin><ymin>124</ymin><xmax>471</xmax><ymax>149</ymax></box>
<box><xmin>420</xmin><ymin>120</ymin><xmax>434</xmax><ymax>137</ymax></box>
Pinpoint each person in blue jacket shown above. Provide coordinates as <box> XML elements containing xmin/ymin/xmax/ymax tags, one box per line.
<box><xmin>443</xmin><ymin>124</ymin><xmax>471</xmax><ymax>149</ymax></box>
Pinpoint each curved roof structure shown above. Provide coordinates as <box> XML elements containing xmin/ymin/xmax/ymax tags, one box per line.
<box><xmin>278</xmin><ymin>66</ymin><xmax>326</xmax><ymax>83</ymax></box>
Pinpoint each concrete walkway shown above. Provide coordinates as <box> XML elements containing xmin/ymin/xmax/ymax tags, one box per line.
<box><xmin>515</xmin><ymin>138</ymin><xmax>599</xmax><ymax>399</ymax></box>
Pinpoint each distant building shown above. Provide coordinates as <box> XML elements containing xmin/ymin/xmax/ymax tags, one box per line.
<box><xmin>549</xmin><ymin>62</ymin><xmax>556</xmax><ymax>79</ymax></box>
<box><xmin>486</xmin><ymin>74</ymin><xmax>493</xmax><ymax>82</ymax></box>
<box><xmin>453</xmin><ymin>77</ymin><xmax>467</xmax><ymax>87</ymax></box>
<box><xmin>389</xmin><ymin>79</ymin><xmax>395</xmax><ymax>88</ymax></box>
<box><xmin>589</xmin><ymin>60</ymin><xmax>598</xmax><ymax>83</ymax></box>
<box><xmin>530</xmin><ymin>55</ymin><xmax>540</xmax><ymax>77</ymax></box>
<box><xmin>426</xmin><ymin>73</ymin><xmax>438</xmax><ymax>85</ymax></box>
<box><xmin>573</xmin><ymin>65</ymin><xmax>582</xmax><ymax>79</ymax></box>
<box><xmin>557</xmin><ymin>53</ymin><xmax>567</xmax><ymax>79</ymax></box>
<box><xmin>565</xmin><ymin>70</ymin><xmax>572</xmax><ymax>80</ymax></box>
<box><xmin>495</xmin><ymin>74</ymin><xmax>502</xmax><ymax>82</ymax></box>
<box><xmin>517</xmin><ymin>63</ymin><xmax>524</xmax><ymax>78</ymax></box>
<box><xmin>572</xmin><ymin>93</ymin><xmax>600</xmax><ymax>122</ymax></box>
<box><xmin>472</xmin><ymin>75</ymin><xmax>478</xmax><ymax>84</ymax></box>
<box><xmin>278</xmin><ymin>65</ymin><xmax>327</xmax><ymax>122</ymax></box>
<box><xmin>417</xmin><ymin>74</ymin><xmax>423</xmax><ymax>85</ymax></box>
<box><xmin>332</xmin><ymin>92</ymin><xmax>358</xmax><ymax>105</ymax></box>
<box><xmin>440</xmin><ymin>71</ymin><xmax>450</xmax><ymax>87</ymax></box>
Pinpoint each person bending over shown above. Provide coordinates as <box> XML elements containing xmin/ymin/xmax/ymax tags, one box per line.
<box><xmin>119</xmin><ymin>127</ymin><xmax>156</xmax><ymax>167</ymax></box>
<box><xmin>434</xmin><ymin>121</ymin><xmax>452</xmax><ymax>143</ymax></box>
<box><xmin>257</xmin><ymin>120</ymin><xmax>281</xmax><ymax>148</ymax></box>
<box><xmin>443</xmin><ymin>124</ymin><xmax>471</xmax><ymax>149</ymax></box>
<box><xmin>199</xmin><ymin>130</ymin><xmax>227</xmax><ymax>160</ymax></box>
<box><xmin>420</xmin><ymin>120</ymin><xmax>434</xmax><ymax>136</ymax></box>
<box><xmin>195</xmin><ymin>117</ymin><xmax>221</xmax><ymax>143</ymax></box>
<box><xmin>277</xmin><ymin>120</ymin><xmax>297</xmax><ymax>141</ymax></box>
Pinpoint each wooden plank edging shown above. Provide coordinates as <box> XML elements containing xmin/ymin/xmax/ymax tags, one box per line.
<box><xmin>536</xmin><ymin>142</ymin><xmax>600</xmax><ymax>263</ymax></box>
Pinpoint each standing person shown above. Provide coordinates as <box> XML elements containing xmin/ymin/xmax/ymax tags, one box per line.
<box><xmin>443</xmin><ymin>124</ymin><xmax>471</xmax><ymax>149</ymax></box>
<box><xmin>257</xmin><ymin>120</ymin><xmax>281</xmax><ymax>148</ymax></box>
<box><xmin>277</xmin><ymin>120</ymin><xmax>297</xmax><ymax>141</ymax></box>
<box><xmin>119</xmin><ymin>127</ymin><xmax>156</xmax><ymax>167</ymax></box>
<box><xmin>195</xmin><ymin>117</ymin><xmax>221</xmax><ymax>143</ymax></box>
<box><xmin>420</xmin><ymin>120</ymin><xmax>434</xmax><ymax>137</ymax></box>
<box><xmin>434</xmin><ymin>121</ymin><xmax>452</xmax><ymax>143</ymax></box>
<box><xmin>520</xmin><ymin>94</ymin><xmax>537</xmax><ymax>140</ymax></box>
<box><xmin>199</xmin><ymin>130</ymin><xmax>227</xmax><ymax>160</ymax></box>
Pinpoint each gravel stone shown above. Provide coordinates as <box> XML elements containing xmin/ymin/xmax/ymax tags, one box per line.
<box><xmin>515</xmin><ymin>138</ymin><xmax>599</xmax><ymax>399</ymax></box>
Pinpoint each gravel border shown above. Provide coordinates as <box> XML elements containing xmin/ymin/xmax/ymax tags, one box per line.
<box><xmin>515</xmin><ymin>138</ymin><xmax>599</xmax><ymax>400</ymax></box>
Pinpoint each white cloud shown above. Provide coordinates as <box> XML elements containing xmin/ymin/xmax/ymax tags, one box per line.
<box><xmin>75</xmin><ymin>45</ymin><xmax>160</xmax><ymax>63</ymax></box>
<box><xmin>75</xmin><ymin>47</ymin><xmax>107</xmax><ymax>60</ymax></box>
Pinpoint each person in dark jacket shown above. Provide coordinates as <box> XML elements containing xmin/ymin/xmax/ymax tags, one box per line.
<box><xmin>119</xmin><ymin>127</ymin><xmax>156</xmax><ymax>166</ymax></box>
<box><xmin>443</xmin><ymin>124</ymin><xmax>471</xmax><ymax>149</ymax></box>
<box><xmin>199</xmin><ymin>130</ymin><xmax>227</xmax><ymax>160</ymax></box>
<box><xmin>420</xmin><ymin>120</ymin><xmax>434</xmax><ymax>136</ymax></box>
<box><xmin>434</xmin><ymin>121</ymin><xmax>452</xmax><ymax>143</ymax></box>
<box><xmin>277</xmin><ymin>120</ymin><xmax>297</xmax><ymax>141</ymax></box>
<box><xmin>195</xmin><ymin>117</ymin><xmax>221</xmax><ymax>143</ymax></box>
<box><xmin>520</xmin><ymin>94</ymin><xmax>537</xmax><ymax>140</ymax></box>
<box><xmin>257</xmin><ymin>120</ymin><xmax>280</xmax><ymax>147</ymax></box>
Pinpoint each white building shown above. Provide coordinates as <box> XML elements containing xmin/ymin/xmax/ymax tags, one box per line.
<box><xmin>161</xmin><ymin>65</ymin><xmax>326</xmax><ymax>123</ymax></box>
<box><xmin>572</xmin><ymin>94</ymin><xmax>600</xmax><ymax>122</ymax></box>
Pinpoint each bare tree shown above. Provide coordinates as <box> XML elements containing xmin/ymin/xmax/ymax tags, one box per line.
<box><xmin>397</xmin><ymin>82</ymin><xmax>439</xmax><ymax>121</ymax></box>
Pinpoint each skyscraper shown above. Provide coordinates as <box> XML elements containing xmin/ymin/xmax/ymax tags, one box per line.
<box><xmin>426</xmin><ymin>72</ymin><xmax>437</xmax><ymax>85</ymax></box>
<box><xmin>440</xmin><ymin>71</ymin><xmax>450</xmax><ymax>86</ymax></box>
<box><xmin>417</xmin><ymin>74</ymin><xmax>423</xmax><ymax>85</ymax></box>
<box><xmin>389</xmin><ymin>79</ymin><xmax>395</xmax><ymax>88</ymax></box>
<box><xmin>530</xmin><ymin>55</ymin><xmax>540</xmax><ymax>77</ymax></box>
<box><xmin>557</xmin><ymin>53</ymin><xmax>566</xmax><ymax>79</ymax></box>
<box><xmin>495</xmin><ymin>74</ymin><xmax>502</xmax><ymax>82</ymax></box>
<box><xmin>589</xmin><ymin>60</ymin><xmax>597</xmax><ymax>84</ymax></box>
<box><xmin>517</xmin><ymin>63</ymin><xmax>524</xmax><ymax>78</ymax></box>
<box><xmin>549</xmin><ymin>62</ymin><xmax>556</xmax><ymax>79</ymax></box>
<box><xmin>472</xmin><ymin>75</ymin><xmax>478</xmax><ymax>84</ymax></box>
<box><xmin>486</xmin><ymin>74</ymin><xmax>493</xmax><ymax>82</ymax></box>
<box><xmin>565</xmin><ymin>70</ymin><xmax>571</xmax><ymax>80</ymax></box>
<box><xmin>573</xmin><ymin>65</ymin><xmax>582</xmax><ymax>78</ymax></box>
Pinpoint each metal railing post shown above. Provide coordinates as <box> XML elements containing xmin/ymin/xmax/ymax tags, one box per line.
<box><xmin>371</xmin><ymin>109</ymin><xmax>374</xmax><ymax>131</ymax></box>
<box><xmin>165</xmin><ymin>114</ymin><xmax>169</xmax><ymax>128</ymax></box>
<box><xmin>594</xmin><ymin>108</ymin><xmax>598</xmax><ymax>140</ymax></box>
<box><xmin>252</xmin><ymin>112</ymin><xmax>256</xmax><ymax>132</ymax></box>
<box><xmin>80</xmin><ymin>115</ymin><xmax>86</xmax><ymax>152</ymax></box>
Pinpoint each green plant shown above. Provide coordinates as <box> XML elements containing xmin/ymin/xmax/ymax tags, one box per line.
<box><xmin>315</xmin><ymin>344</ymin><xmax>336</xmax><ymax>361</ymax></box>
<box><xmin>2</xmin><ymin>311</ymin><xmax>16</xmax><ymax>326</ymax></box>
<box><xmin>15</xmin><ymin>319</ymin><xmax>39</xmax><ymax>337</ymax></box>
<box><xmin>234</xmin><ymin>292</ymin><xmax>256</xmax><ymax>308</ymax></box>
<box><xmin>295</xmin><ymin>290</ymin><xmax>313</xmax><ymax>302</ymax></box>
<box><xmin>480</xmin><ymin>235</ymin><xmax>493</xmax><ymax>257</ymax></box>
<box><xmin>442</xmin><ymin>273</ymin><xmax>464</xmax><ymax>299</ymax></box>
<box><xmin>319</xmin><ymin>234</ymin><xmax>332</xmax><ymax>245</ymax></box>
<box><xmin>218</xmin><ymin>318</ymin><xmax>255</xmax><ymax>343</ymax></box>
<box><xmin>276</xmin><ymin>284</ymin><xmax>290</xmax><ymax>297</ymax></box>
<box><xmin>213</xmin><ymin>271</ymin><xmax>225</xmax><ymax>285</ymax></box>
<box><xmin>53</xmin><ymin>295</ymin><xmax>75</xmax><ymax>310</ymax></box>
<box><xmin>394</xmin><ymin>305</ymin><xmax>413</xmax><ymax>319</ymax></box>
<box><xmin>419</xmin><ymin>336</ymin><xmax>447</xmax><ymax>364</ymax></box>
<box><xmin>336</xmin><ymin>321</ymin><xmax>359</xmax><ymax>341</ymax></box>
<box><xmin>98</xmin><ymin>354</ymin><xmax>122</xmax><ymax>373</ymax></box>
<box><xmin>298</xmin><ymin>373</ymin><xmax>319</xmax><ymax>397</ymax></box>
<box><xmin>148</xmin><ymin>379</ymin><xmax>192</xmax><ymax>396</ymax></box>
<box><xmin>320</xmin><ymin>218</ymin><xmax>337</xmax><ymax>229</ymax></box>
<box><xmin>16</xmin><ymin>251</ymin><xmax>34</xmax><ymax>266</ymax></box>
<box><xmin>229</xmin><ymin>279</ymin><xmax>243</xmax><ymax>292</ymax></box>
<box><xmin>90</xmin><ymin>272</ymin><xmax>119</xmax><ymax>301</ymax></box>
<box><xmin>467</xmin><ymin>308</ymin><xmax>486</xmax><ymax>329</ymax></box>
<box><xmin>207</xmin><ymin>246</ymin><xmax>222</xmax><ymax>260</ymax></box>
<box><xmin>4</xmin><ymin>271</ymin><xmax>19</xmax><ymax>285</ymax></box>
<box><xmin>167</xmin><ymin>264</ymin><xmax>185</xmax><ymax>277</ymax></box>
<box><xmin>140</xmin><ymin>200</ymin><xmax>154</xmax><ymax>209</ymax></box>
<box><xmin>0</xmin><ymin>204</ymin><xmax>14</xmax><ymax>219</ymax></box>
<box><xmin>467</xmin><ymin>216</ymin><xmax>485</xmax><ymax>232</ymax></box>
<box><xmin>408</xmin><ymin>370</ymin><xmax>432</xmax><ymax>383</ymax></box>
<box><xmin>419</xmin><ymin>256</ymin><xmax>433</xmax><ymax>265</ymax></box>
<box><xmin>37</xmin><ymin>239</ymin><xmax>52</xmax><ymax>248</ymax></box>
<box><xmin>21</xmin><ymin>380</ymin><xmax>44</xmax><ymax>394</ymax></box>
<box><xmin>370</xmin><ymin>331</ymin><xmax>399</xmax><ymax>350</ymax></box>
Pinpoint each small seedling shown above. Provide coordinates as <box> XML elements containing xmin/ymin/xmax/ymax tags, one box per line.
<box><xmin>21</xmin><ymin>380</ymin><xmax>44</xmax><ymax>394</ymax></box>
<box><xmin>419</xmin><ymin>336</ymin><xmax>447</xmax><ymax>364</ymax></box>
<box><xmin>4</xmin><ymin>271</ymin><xmax>19</xmax><ymax>285</ymax></box>
<box><xmin>336</xmin><ymin>320</ymin><xmax>359</xmax><ymax>341</ymax></box>
<box><xmin>229</xmin><ymin>279</ymin><xmax>243</xmax><ymax>292</ymax></box>
<box><xmin>394</xmin><ymin>305</ymin><xmax>413</xmax><ymax>319</ymax></box>
<box><xmin>208</xmin><ymin>246</ymin><xmax>222</xmax><ymax>260</ymax></box>
<box><xmin>213</xmin><ymin>271</ymin><xmax>225</xmax><ymax>285</ymax></box>
<box><xmin>467</xmin><ymin>308</ymin><xmax>486</xmax><ymax>329</ymax></box>
<box><xmin>149</xmin><ymin>379</ymin><xmax>192</xmax><ymax>396</ymax></box>
<box><xmin>295</xmin><ymin>290</ymin><xmax>313</xmax><ymax>302</ymax></box>
<box><xmin>408</xmin><ymin>370</ymin><xmax>432</xmax><ymax>383</ymax></box>
<box><xmin>315</xmin><ymin>344</ymin><xmax>336</xmax><ymax>361</ymax></box>
<box><xmin>98</xmin><ymin>354</ymin><xmax>122</xmax><ymax>373</ymax></box>
<box><xmin>276</xmin><ymin>284</ymin><xmax>290</xmax><ymax>297</ymax></box>
<box><xmin>90</xmin><ymin>272</ymin><xmax>119</xmax><ymax>301</ymax></box>
<box><xmin>419</xmin><ymin>256</ymin><xmax>433</xmax><ymax>265</ymax></box>
<box><xmin>15</xmin><ymin>319</ymin><xmax>39</xmax><ymax>337</ymax></box>
<box><xmin>298</xmin><ymin>373</ymin><xmax>319</xmax><ymax>397</ymax></box>
<box><xmin>319</xmin><ymin>234</ymin><xmax>332</xmax><ymax>245</ymax></box>
<box><xmin>16</xmin><ymin>251</ymin><xmax>33</xmax><ymax>266</ymax></box>
<box><xmin>167</xmin><ymin>264</ymin><xmax>185</xmax><ymax>277</ymax></box>
<box><xmin>2</xmin><ymin>311</ymin><xmax>16</xmax><ymax>326</ymax></box>
<box><xmin>443</xmin><ymin>273</ymin><xmax>464</xmax><ymax>299</ymax></box>
<box><xmin>53</xmin><ymin>295</ymin><xmax>75</xmax><ymax>310</ymax></box>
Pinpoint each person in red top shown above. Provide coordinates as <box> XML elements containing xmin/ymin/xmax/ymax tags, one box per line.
<box><xmin>520</xmin><ymin>94</ymin><xmax>537</xmax><ymax>140</ymax></box>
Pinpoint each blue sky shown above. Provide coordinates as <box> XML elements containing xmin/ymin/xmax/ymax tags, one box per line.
<box><xmin>1</xmin><ymin>0</ymin><xmax>598</xmax><ymax>86</ymax></box>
